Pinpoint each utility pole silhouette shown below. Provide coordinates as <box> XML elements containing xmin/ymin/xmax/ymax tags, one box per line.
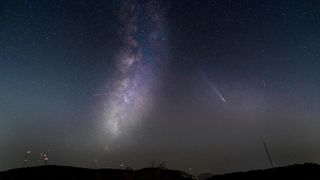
<box><xmin>263</xmin><ymin>141</ymin><xmax>274</xmax><ymax>167</ymax></box>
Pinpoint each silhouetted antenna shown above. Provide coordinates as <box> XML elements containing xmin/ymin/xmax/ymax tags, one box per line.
<box><xmin>263</xmin><ymin>141</ymin><xmax>274</xmax><ymax>167</ymax></box>
<box><xmin>93</xmin><ymin>159</ymin><xmax>98</xmax><ymax>168</ymax></box>
<box><xmin>151</xmin><ymin>160</ymin><xmax>155</xmax><ymax>167</ymax></box>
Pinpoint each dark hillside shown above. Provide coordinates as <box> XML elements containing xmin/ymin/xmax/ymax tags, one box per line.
<box><xmin>0</xmin><ymin>165</ymin><xmax>195</xmax><ymax>180</ymax></box>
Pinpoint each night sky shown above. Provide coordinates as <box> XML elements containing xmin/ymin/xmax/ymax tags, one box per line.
<box><xmin>1</xmin><ymin>0</ymin><xmax>320</xmax><ymax>175</ymax></box>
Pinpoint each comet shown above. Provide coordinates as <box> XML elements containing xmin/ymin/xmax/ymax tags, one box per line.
<box><xmin>200</xmin><ymin>71</ymin><xmax>226</xmax><ymax>103</ymax></box>
<box><xmin>207</xmin><ymin>80</ymin><xmax>226</xmax><ymax>102</ymax></box>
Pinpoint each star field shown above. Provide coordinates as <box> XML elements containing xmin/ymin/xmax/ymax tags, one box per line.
<box><xmin>0</xmin><ymin>0</ymin><xmax>320</xmax><ymax>175</ymax></box>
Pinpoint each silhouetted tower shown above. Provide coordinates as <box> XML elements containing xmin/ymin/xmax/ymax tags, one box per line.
<box><xmin>263</xmin><ymin>141</ymin><xmax>274</xmax><ymax>167</ymax></box>
<box><xmin>93</xmin><ymin>159</ymin><xmax>98</xmax><ymax>168</ymax></box>
<box><xmin>151</xmin><ymin>160</ymin><xmax>155</xmax><ymax>167</ymax></box>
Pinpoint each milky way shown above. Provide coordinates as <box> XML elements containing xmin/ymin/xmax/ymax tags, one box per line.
<box><xmin>104</xmin><ymin>0</ymin><xmax>166</xmax><ymax>138</ymax></box>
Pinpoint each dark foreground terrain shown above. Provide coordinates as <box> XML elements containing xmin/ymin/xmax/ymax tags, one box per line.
<box><xmin>206</xmin><ymin>163</ymin><xmax>320</xmax><ymax>179</ymax></box>
<box><xmin>0</xmin><ymin>165</ymin><xmax>196</xmax><ymax>180</ymax></box>
<box><xmin>1</xmin><ymin>163</ymin><xmax>320</xmax><ymax>180</ymax></box>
